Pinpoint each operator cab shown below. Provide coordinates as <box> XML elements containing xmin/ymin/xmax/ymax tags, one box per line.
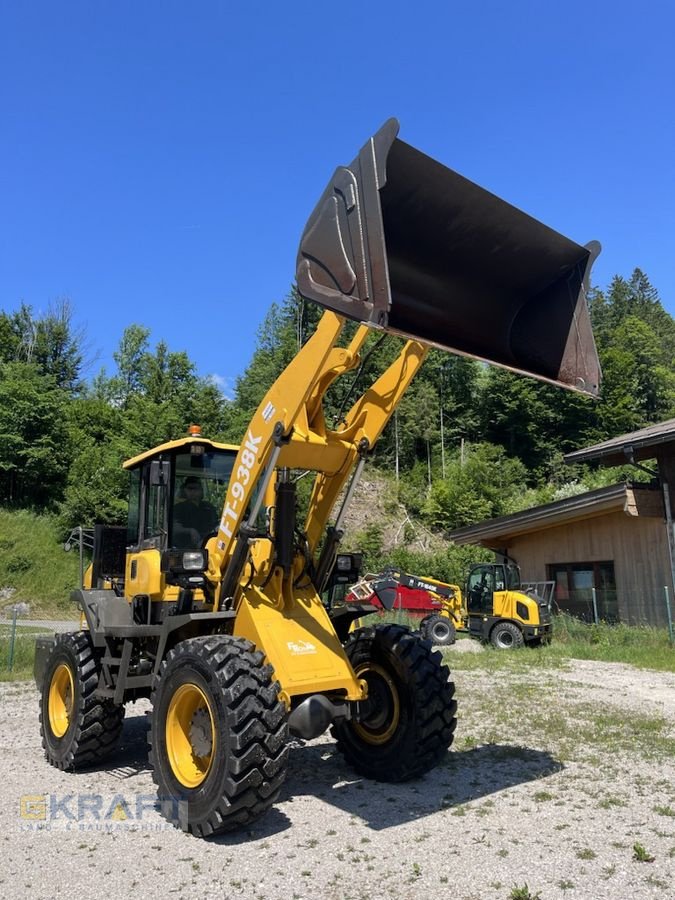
<box><xmin>82</xmin><ymin>427</ymin><xmax>240</xmax><ymax>600</ymax></box>
<box><xmin>120</xmin><ymin>426</ymin><xmax>241</xmax><ymax>606</ymax></box>
<box><xmin>124</xmin><ymin>426</ymin><xmax>238</xmax><ymax>554</ymax></box>
<box><xmin>466</xmin><ymin>562</ymin><xmax>521</xmax><ymax>614</ymax></box>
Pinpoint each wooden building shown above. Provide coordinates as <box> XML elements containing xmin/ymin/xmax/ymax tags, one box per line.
<box><xmin>448</xmin><ymin>420</ymin><xmax>675</xmax><ymax>627</ymax></box>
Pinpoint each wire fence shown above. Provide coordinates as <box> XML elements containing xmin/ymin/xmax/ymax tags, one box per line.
<box><xmin>2</xmin><ymin>552</ymin><xmax>674</xmax><ymax>675</ymax></box>
<box><xmin>551</xmin><ymin>586</ymin><xmax>674</xmax><ymax>638</ymax></box>
<box><xmin>0</xmin><ymin>603</ymin><xmax>80</xmax><ymax>675</ymax></box>
<box><xmin>0</xmin><ymin>525</ymin><xmax>95</xmax><ymax>672</ymax></box>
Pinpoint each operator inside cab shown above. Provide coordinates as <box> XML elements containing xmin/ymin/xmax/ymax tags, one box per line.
<box><xmin>468</xmin><ymin>566</ymin><xmax>493</xmax><ymax>614</ymax></box>
<box><xmin>173</xmin><ymin>476</ymin><xmax>219</xmax><ymax>549</ymax></box>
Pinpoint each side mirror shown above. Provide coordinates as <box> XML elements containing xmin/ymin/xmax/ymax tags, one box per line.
<box><xmin>149</xmin><ymin>460</ymin><xmax>171</xmax><ymax>486</ymax></box>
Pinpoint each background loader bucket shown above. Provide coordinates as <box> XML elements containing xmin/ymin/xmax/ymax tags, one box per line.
<box><xmin>297</xmin><ymin>118</ymin><xmax>601</xmax><ymax>396</ymax></box>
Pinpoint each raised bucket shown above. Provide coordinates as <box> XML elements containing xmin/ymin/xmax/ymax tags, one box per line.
<box><xmin>297</xmin><ymin>118</ymin><xmax>600</xmax><ymax>396</ymax></box>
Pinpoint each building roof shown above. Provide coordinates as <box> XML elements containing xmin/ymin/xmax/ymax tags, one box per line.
<box><xmin>564</xmin><ymin>418</ymin><xmax>675</xmax><ymax>466</ymax></box>
<box><xmin>447</xmin><ymin>483</ymin><xmax>662</xmax><ymax>548</ymax></box>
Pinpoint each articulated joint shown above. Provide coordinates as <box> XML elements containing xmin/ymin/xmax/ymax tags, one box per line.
<box><xmin>288</xmin><ymin>695</ymin><xmax>352</xmax><ymax>740</ymax></box>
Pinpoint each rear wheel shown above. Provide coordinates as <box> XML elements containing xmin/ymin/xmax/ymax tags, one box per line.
<box><xmin>40</xmin><ymin>631</ymin><xmax>125</xmax><ymax>770</ymax></box>
<box><xmin>490</xmin><ymin>621</ymin><xmax>524</xmax><ymax>650</ymax></box>
<box><xmin>149</xmin><ymin>635</ymin><xmax>288</xmax><ymax>837</ymax></box>
<box><xmin>419</xmin><ymin>614</ymin><xmax>456</xmax><ymax>646</ymax></box>
<box><xmin>332</xmin><ymin>624</ymin><xmax>457</xmax><ymax>782</ymax></box>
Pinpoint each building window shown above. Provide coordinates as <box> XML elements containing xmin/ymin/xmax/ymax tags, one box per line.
<box><xmin>546</xmin><ymin>561</ymin><xmax>618</xmax><ymax>623</ymax></box>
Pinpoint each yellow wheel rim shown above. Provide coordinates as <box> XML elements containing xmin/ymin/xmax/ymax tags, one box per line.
<box><xmin>353</xmin><ymin>662</ymin><xmax>400</xmax><ymax>746</ymax></box>
<box><xmin>48</xmin><ymin>663</ymin><xmax>74</xmax><ymax>738</ymax></box>
<box><xmin>165</xmin><ymin>683</ymin><xmax>216</xmax><ymax>788</ymax></box>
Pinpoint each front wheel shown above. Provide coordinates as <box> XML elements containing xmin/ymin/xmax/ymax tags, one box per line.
<box><xmin>490</xmin><ymin>621</ymin><xmax>524</xmax><ymax>650</ymax></box>
<box><xmin>149</xmin><ymin>635</ymin><xmax>288</xmax><ymax>837</ymax></box>
<box><xmin>419</xmin><ymin>614</ymin><xmax>456</xmax><ymax>646</ymax></box>
<box><xmin>332</xmin><ymin>624</ymin><xmax>457</xmax><ymax>782</ymax></box>
<box><xmin>40</xmin><ymin>631</ymin><xmax>125</xmax><ymax>770</ymax></box>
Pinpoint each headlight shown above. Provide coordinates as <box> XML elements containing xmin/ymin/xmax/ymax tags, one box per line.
<box><xmin>161</xmin><ymin>549</ymin><xmax>208</xmax><ymax>574</ymax></box>
<box><xmin>182</xmin><ymin>551</ymin><xmax>206</xmax><ymax>570</ymax></box>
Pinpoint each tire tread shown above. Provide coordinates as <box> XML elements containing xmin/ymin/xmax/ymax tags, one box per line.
<box><xmin>148</xmin><ymin>635</ymin><xmax>288</xmax><ymax>837</ymax></box>
<box><xmin>332</xmin><ymin>624</ymin><xmax>456</xmax><ymax>782</ymax></box>
<box><xmin>40</xmin><ymin>631</ymin><xmax>124</xmax><ymax>771</ymax></box>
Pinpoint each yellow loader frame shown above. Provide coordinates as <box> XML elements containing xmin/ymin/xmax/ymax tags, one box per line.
<box><xmin>35</xmin><ymin>117</ymin><xmax>600</xmax><ymax>838</ymax></box>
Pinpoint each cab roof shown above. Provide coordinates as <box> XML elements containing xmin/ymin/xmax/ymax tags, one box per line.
<box><xmin>123</xmin><ymin>435</ymin><xmax>239</xmax><ymax>470</ymax></box>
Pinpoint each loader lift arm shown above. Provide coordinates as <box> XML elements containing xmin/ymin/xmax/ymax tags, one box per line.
<box><xmin>208</xmin><ymin>313</ymin><xmax>429</xmax><ymax>611</ymax></box>
<box><xmin>200</xmin><ymin>113</ymin><xmax>601</xmax><ymax>723</ymax></box>
<box><xmin>208</xmin><ymin>116</ymin><xmax>601</xmax><ymax>620</ymax></box>
<box><xmin>36</xmin><ymin>116</ymin><xmax>602</xmax><ymax>839</ymax></box>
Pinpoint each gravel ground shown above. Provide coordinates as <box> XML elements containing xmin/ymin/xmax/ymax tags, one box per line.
<box><xmin>1</xmin><ymin>654</ymin><xmax>674</xmax><ymax>900</ymax></box>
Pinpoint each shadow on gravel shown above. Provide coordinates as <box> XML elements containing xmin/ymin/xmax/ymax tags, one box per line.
<box><xmin>279</xmin><ymin>740</ymin><xmax>563</xmax><ymax>831</ymax></box>
<box><xmin>107</xmin><ymin>712</ymin><xmax>153</xmax><ymax>777</ymax></box>
<box><xmin>66</xmin><ymin>708</ymin><xmax>152</xmax><ymax>779</ymax></box>
<box><xmin>60</xmin><ymin>714</ymin><xmax>562</xmax><ymax>839</ymax></box>
<box><xmin>206</xmin><ymin>807</ymin><xmax>293</xmax><ymax>843</ymax></box>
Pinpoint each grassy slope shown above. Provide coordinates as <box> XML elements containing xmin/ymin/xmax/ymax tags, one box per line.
<box><xmin>341</xmin><ymin>469</ymin><xmax>452</xmax><ymax>558</ymax></box>
<box><xmin>0</xmin><ymin>508</ymin><xmax>81</xmax><ymax>612</ymax></box>
<box><xmin>0</xmin><ymin>509</ymin><xmax>83</xmax><ymax>679</ymax></box>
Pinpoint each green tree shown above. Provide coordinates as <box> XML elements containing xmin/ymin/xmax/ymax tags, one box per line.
<box><xmin>0</xmin><ymin>299</ymin><xmax>84</xmax><ymax>391</ymax></box>
<box><xmin>398</xmin><ymin>379</ymin><xmax>439</xmax><ymax>488</ymax></box>
<box><xmin>594</xmin><ymin>316</ymin><xmax>675</xmax><ymax>437</ymax></box>
<box><xmin>478</xmin><ymin>368</ymin><xmax>556</xmax><ymax>471</ymax></box>
<box><xmin>420</xmin><ymin>443</ymin><xmax>529</xmax><ymax>530</ymax></box>
<box><xmin>59</xmin><ymin>440</ymin><xmax>130</xmax><ymax>527</ymax></box>
<box><xmin>58</xmin><ymin>326</ymin><xmax>233</xmax><ymax>528</ymax></box>
<box><xmin>591</xmin><ymin>269</ymin><xmax>675</xmax><ymax>361</ymax></box>
<box><xmin>0</xmin><ymin>362</ymin><xmax>72</xmax><ymax>508</ymax></box>
<box><xmin>109</xmin><ymin>324</ymin><xmax>151</xmax><ymax>406</ymax></box>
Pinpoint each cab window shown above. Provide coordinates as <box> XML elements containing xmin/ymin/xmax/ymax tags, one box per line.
<box><xmin>127</xmin><ymin>468</ymin><xmax>141</xmax><ymax>544</ymax></box>
<box><xmin>506</xmin><ymin>563</ymin><xmax>521</xmax><ymax>590</ymax></box>
<box><xmin>144</xmin><ymin>479</ymin><xmax>168</xmax><ymax>543</ymax></box>
<box><xmin>172</xmin><ymin>448</ymin><xmax>236</xmax><ymax>549</ymax></box>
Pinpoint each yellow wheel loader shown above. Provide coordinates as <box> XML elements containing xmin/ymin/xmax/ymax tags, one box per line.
<box><xmin>34</xmin><ymin>118</ymin><xmax>601</xmax><ymax>837</ymax></box>
<box><xmin>346</xmin><ymin>560</ymin><xmax>552</xmax><ymax>648</ymax></box>
<box><xmin>416</xmin><ymin>561</ymin><xmax>552</xmax><ymax>648</ymax></box>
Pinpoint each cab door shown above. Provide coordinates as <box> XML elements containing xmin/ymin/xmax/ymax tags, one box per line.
<box><xmin>125</xmin><ymin>459</ymin><xmax>172</xmax><ymax>601</ymax></box>
<box><xmin>466</xmin><ymin>565</ymin><xmax>496</xmax><ymax>615</ymax></box>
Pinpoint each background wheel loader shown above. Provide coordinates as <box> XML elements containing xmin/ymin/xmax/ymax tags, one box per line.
<box><xmin>344</xmin><ymin>561</ymin><xmax>552</xmax><ymax>648</ymax></box>
<box><xmin>34</xmin><ymin>118</ymin><xmax>601</xmax><ymax>837</ymax></box>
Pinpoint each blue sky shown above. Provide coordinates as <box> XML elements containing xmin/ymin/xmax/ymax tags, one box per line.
<box><xmin>1</xmin><ymin>2</ymin><xmax>674</xmax><ymax>396</ymax></box>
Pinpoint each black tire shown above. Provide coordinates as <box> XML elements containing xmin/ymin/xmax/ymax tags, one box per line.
<box><xmin>40</xmin><ymin>631</ymin><xmax>125</xmax><ymax>771</ymax></box>
<box><xmin>419</xmin><ymin>614</ymin><xmax>456</xmax><ymax>646</ymax></box>
<box><xmin>149</xmin><ymin>635</ymin><xmax>288</xmax><ymax>837</ymax></box>
<box><xmin>490</xmin><ymin>621</ymin><xmax>524</xmax><ymax>650</ymax></box>
<box><xmin>331</xmin><ymin>624</ymin><xmax>457</xmax><ymax>782</ymax></box>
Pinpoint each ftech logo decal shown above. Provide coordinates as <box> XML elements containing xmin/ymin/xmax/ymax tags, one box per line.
<box><xmin>286</xmin><ymin>640</ymin><xmax>317</xmax><ymax>655</ymax></box>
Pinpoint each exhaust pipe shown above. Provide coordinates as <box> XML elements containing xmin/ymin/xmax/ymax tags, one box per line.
<box><xmin>297</xmin><ymin>118</ymin><xmax>600</xmax><ymax>397</ymax></box>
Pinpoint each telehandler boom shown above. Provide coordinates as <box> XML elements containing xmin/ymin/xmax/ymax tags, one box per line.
<box><xmin>35</xmin><ymin>119</ymin><xmax>601</xmax><ymax>837</ymax></box>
